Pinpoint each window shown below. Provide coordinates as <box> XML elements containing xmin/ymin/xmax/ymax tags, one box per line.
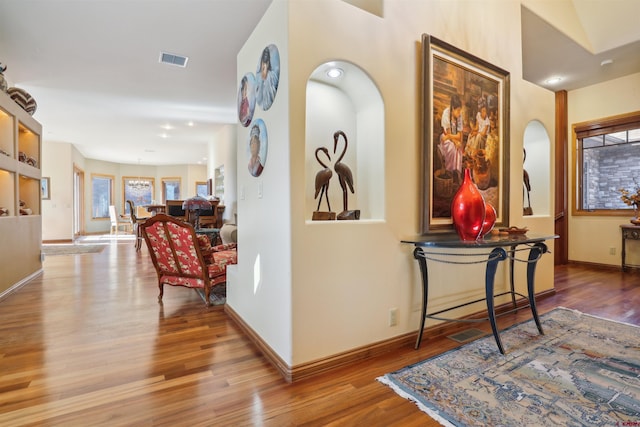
<box><xmin>574</xmin><ymin>112</ymin><xmax>640</xmax><ymax>215</ymax></box>
<box><xmin>195</xmin><ymin>181</ymin><xmax>208</xmax><ymax>197</ymax></box>
<box><xmin>91</xmin><ymin>174</ymin><xmax>114</xmax><ymax>219</ymax></box>
<box><xmin>162</xmin><ymin>178</ymin><xmax>181</xmax><ymax>202</ymax></box>
<box><xmin>123</xmin><ymin>177</ymin><xmax>154</xmax><ymax>210</ymax></box>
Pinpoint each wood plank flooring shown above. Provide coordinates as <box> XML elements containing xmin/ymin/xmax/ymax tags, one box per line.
<box><xmin>0</xmin><ymin>239</ymin><xmax>639</xmax><ymax>426</ymax></box>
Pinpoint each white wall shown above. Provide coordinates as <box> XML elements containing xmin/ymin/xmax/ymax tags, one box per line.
<box><xmin>41</xmin><ymin>141</ymin><xmax>74</xmax><ymax>241</ymax></box>
<box><xmin>229</xmin><ymin>0</ymin><xmax>293</xmax><ymax>363</ymax></box>
<box><xmin>208</xmin><ymin>124</ymin><xmax>238</xmax><ymax>223</ymax></box>
<box><xmin>231</xmin><ymin>0</ymin><xmax>556</xmax><ymax>367</ymax></box>
<box><xmin>568</xmin><ymin>72</ymin><xmax>640</xmax><ymax>266</ymax></box>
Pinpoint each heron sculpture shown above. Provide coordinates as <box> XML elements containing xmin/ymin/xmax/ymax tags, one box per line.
<box><xmin>314</xmin><ymin>147</ymin><xmax>333</xmax><ymax>212</ymax></box>
<box><xmin>333</xmin><ymin>130</ymin><xmax>358</xmax><ymax>219</ymax></box>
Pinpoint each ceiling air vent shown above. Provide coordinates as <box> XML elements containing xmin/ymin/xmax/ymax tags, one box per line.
<box><xmin>159</xmin><ymin>52</ymin><xmax>188</xmax><ymax>68</ymax></box>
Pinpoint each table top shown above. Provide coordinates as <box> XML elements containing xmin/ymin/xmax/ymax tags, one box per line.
<box><xmin>402</xmin><ymin>232</ymin><xmax>558</xmax><ymax>248</ymax></box>
<box><xmin>620</xmin><ymin>223</ymin><xmax>640</xmax><ymax>229</ymax></box>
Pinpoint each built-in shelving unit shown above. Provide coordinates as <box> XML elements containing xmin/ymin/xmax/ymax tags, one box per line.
<box><xmin>0</xmin><ymin>90</ymin><xmax>43</xmax><ymax>296</ymax></box>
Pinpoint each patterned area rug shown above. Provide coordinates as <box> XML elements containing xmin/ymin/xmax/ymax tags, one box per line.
<box><xmin>42</xmin><ymin>244</ymin><xmax>106</xmax><ymax>256</ymax></box>
<box><xmin>378</xmin><ymin>308</ymin><xmax>640</xmax><ymax>426</ymax></box>
<box><xmin>194</xmin><ymin>283</ymin><xmax>226</xmax><ymax>306</ymax></box>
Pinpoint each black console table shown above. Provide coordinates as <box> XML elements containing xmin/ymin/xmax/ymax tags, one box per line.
<box><xmin>402</xmin><ymin>233</ymin><xmax>557</xmax><ymax>354</ymax></box>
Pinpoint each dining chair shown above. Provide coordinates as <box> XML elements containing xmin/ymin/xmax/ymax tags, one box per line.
<box><xmin>109</xmin><ymin>205</ymin><xmax>132</xmax><ymax>235</ymax></box>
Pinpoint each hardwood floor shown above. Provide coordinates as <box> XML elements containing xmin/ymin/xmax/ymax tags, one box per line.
<box><xmin>1</xmin><ymin>239</ymin><xmax>639</xmax><ymax>426</ymax></box>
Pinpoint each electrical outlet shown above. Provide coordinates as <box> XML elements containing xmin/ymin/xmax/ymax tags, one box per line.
<box><xmin>389</xmin><ymin>308</ymin><xmax>398</xmax><ymax>327</ymax></box>
<box><xmin>609</xmin><ymin>247</ymin><xmax>616</xmax><ymax>255</ymax></box>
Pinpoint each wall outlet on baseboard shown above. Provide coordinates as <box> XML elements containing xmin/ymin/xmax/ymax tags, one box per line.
<box><xmin>389</xmin><ymin>307</ymin><xmax>398</xmax><ymax>327</ymax></box>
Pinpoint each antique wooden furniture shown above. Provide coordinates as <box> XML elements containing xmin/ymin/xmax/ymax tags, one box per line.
<box><xmin>109</xmin><ymin>205</ymin><xmax>132</xmax><ymax>235</ymax></box>
<box><xmin>402</xmin><ymin>232</ymin><xmax>557</xmax><ymax>354</ymax></box>
<box><xmin>165</xmin><ymin>199</ymin><xmax>187</xmax><ymax>221</ymax></box>
<box><xmin>126</xmin><ymin>199</ymin><xmax>147</xmax><ymax>252</ymax></box>
<box><xmin>141</xmin><ymin>214</ymin><xmax>236</xmax><ymax>306</ymax></box>
<box><xmin>621</xmin><ymin>224</ymin><xmax>640</xmax><ymax>272</ymax></box>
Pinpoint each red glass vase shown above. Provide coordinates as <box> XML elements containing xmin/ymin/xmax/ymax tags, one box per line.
<box><xmin>451</xmin><ymin>168</ymin><xmax>486</xmax><ymax>241</ymax></box>
<box><xmin>481</xmin><ymin>202</ymin><xmax>497</xmax><ymax>237</ymax></box>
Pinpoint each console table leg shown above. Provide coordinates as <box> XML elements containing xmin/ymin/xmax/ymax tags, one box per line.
<box><xmin>414</xmin><ymin>247</ymin><xmax>429</xmax><ymax>350</ymax></box>
<box><xmin>527</xmin><ymin>242</ymin><xmax>547</xmax><ymax>335</ymax></box>
<box><xmin>486</xmin><ymin>247</ymin><xmax>507</xmax><ymax>354</ymax></box>
<box><xmin>509</xmin><ymin>245</ymin><xmax>517</xmax><ymax>309</ymax></box>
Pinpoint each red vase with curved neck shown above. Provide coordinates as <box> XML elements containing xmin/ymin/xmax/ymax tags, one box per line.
<box><xmin>451</xmin><ymin>168</ymin><xmax>486</xmax><ymax>241</ymax></box>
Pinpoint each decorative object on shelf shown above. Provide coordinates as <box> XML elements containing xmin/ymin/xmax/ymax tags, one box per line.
<box><xmin>333</xmin><ymin>130</ymin><xmax>360</xmax><ymax>220</ymax></box>
<box><xmin>421</xmin><ymin>34</ymin><xmax>509</xmax><ymax>234</ymax></box>
<box><xmin>7</xmin><ymin>87</ymin><xmax>37</xmax><ymax>115</ymax></box>
<box><xmin>312</xmin><ymin>146</ymin><xmax>336</xmax><ymax>221</ymax></box>
<box><xmin>498</xmin><ymin>226</ymin><xmax>529</xmax><ymax>235</ymax></box>
<box><xmin>182</xmin><ymin>196</ymin><xmax>212</xmax><ymax>229</ymax></box>
<box><xmin>618</xmin><ymin>178</ymin><xmax>640</xmax><ymax>223</ymax></box>
<box><xmin>19</xmin><ymin>199</ymin><xmax>32</xmax><ymax>215</ymax></box>
<box><xmin>18</xmin><ymin>151</ymin><xmax>26</xmax><ymax>162</ymax></box>
<box><xmin>26</xmin><ymin>156</ymin><xmax>37</xmax><ymax>167</ymax></box>
<box><xmin>0</xmin><ymin>148</ymin><xmax>9</xmax><ymax>157</ymax></box>
<box><xmin>0</xmin><ymin>207</ymin><xmax>8</xmax><ymax>216</ymax></box>
<box><xmin>0</xmin><ymin>63</ymin><xmax>7</xmax><ymax>93</ymax></box>
<box><xmin>451</xmin><ymin>168</ymin><xmax>486</xmax><ymax>241</ymax></box>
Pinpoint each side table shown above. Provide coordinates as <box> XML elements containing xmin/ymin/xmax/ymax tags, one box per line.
<box><xmin>402</xmin><ymin>232</ymin><xmax>557</xmax><ymax>354</ymax></box>
<box><xmin>620</xmin><ymin>224</ymin><xmax>640</xmax><ymax>272</ymax></box>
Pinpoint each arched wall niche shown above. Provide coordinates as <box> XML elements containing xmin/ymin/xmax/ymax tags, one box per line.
<box><xmin>523</xmin><ymin>120</ymin><xmax>550</xmax><ymax>216</ymax></box>
<box><xmin>305</xmin><ymin>60</ymin><xmax>385</xmax><ymax>221</ymax></box>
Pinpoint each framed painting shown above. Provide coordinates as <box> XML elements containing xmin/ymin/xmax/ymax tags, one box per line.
<box><xmin>41</xmin><ymin>177</ymin><xmax>50</xmax><ymax>200</ymax></box>
<box><xmin>421</xmin><ymin>34</ymin><xmax>510</xmax><ymax>234</ymax></box>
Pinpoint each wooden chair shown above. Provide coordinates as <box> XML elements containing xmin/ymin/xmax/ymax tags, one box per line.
<box><xmin>109</xmin><ymin>205</ymin><xmax>132</xmax><ymax>235</ymax></box>
<box><xmin>126</xmin><ymin>199</ymin><xmax>147</xmax><ymax>251</ymax></box>
<box><xmin>140</xmin><ymin>214</ymin><xmax>233</xmax><ymax>306</ymax></box>
<box><xmin>193</xmin><ymin>199</ymin><xmax>219</xmax><ymax>228</ymax></box>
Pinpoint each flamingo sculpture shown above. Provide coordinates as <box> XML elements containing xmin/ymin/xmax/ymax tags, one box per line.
<box><xmin>314</xmin><ymin>147</ymin><xmax>333</xmax><ymax>212</ymax></box>
<box><xmin>333</xmin><ymin>131</ymin><xmax>355</xmax><ymax>216</ymax></box>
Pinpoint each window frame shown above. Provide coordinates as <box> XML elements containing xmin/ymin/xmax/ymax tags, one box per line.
<box><xmin>572</xmin><ymin>111</ymin><xmax>640</xmax><ymax>217</ymax></box>
<box><xmin>91</xmin><ymin>173</ymin><xmax>114</xmax><ymax>220</ymax></box>
<box><xmin>161</xmin><ymin>177</ymin><xmax>181</xmax><ymax>203</ymax></box>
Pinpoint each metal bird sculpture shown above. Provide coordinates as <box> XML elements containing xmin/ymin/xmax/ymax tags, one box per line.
<box><xmin>314</xmin><ymin>147</ymin><xmax>332</xmax><ymax>212</ymax></box>
<box><xmin>333</xmin><ymin>130</ymin><xmax>355</xmax><ymax>216</ymax></box>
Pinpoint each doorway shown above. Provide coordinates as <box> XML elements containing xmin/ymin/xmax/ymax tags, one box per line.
<box><xmin>73</xmin><ymin>166</ymin><xmax>84</xmax><ymax>237</ymax></box>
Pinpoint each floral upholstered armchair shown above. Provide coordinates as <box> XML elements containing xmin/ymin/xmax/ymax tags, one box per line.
<box><xmin>140</xmin><ymin>213</ymin><xmax>237</xmax><ymax>306</ymax></box>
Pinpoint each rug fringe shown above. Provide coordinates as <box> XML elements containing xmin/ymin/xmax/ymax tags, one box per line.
<box><xmin>557</xmin><ymin>305</ymin><xmax>640</xmax><ymax>329</ymax></box>
<box><xmin>376</xmin><ymin>376</ymin><xmax>455</xmax><ymax>427</ymax></box>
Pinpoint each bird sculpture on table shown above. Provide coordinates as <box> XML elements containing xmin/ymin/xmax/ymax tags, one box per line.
<box><xmin>333</xmin><ymin>130</ymin><xmax>359</xmax><ymax>220</ymax></box>
<box><xmin>314</xmin><ymin>147</ymin><xmax>333</xmax><ymax>213</ymax></box>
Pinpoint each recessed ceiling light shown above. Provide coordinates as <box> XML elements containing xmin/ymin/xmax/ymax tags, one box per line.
<box><xmin>186</xmin><ymin>121</ymin><xmax>194</xmax><ymax>127</ymax></box>
<box><xmin>545</xmin><ymin>77</ymin><xmax>562</xmax><ymax>84</ymax></box>
<box><xmin>600</xmin><ymin>59</ymin><xmax>613</xmax><ymax>66</ymax></box>
<box><xmin>158</xmin><ymin>133</ymin><xmax>169</xmax><ymax>139</ymax></box>
<box><xmin>161</xmin><ymin>124</ymin><xmax>174</xmax><ymax>130</ymax></box>
<box><xmin>327</xmin><ymin>68</ymin><xmax>343</xmax><ymax>78</ymax></box>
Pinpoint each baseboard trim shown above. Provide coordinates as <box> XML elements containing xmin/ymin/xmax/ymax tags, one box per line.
<box><xmin>0</xmin><ymin>269</ymin><xmax>44</xmax><ymax>301</ymax></box>
<box><xmin>225</xmin><ymin>289</ymin><xmax>557</xmax><ymax>383</ymax></box>
<box><xmin>42</xmin><ymin>239</ymin><xmax>73</xmax><ymax>244</ymax></box>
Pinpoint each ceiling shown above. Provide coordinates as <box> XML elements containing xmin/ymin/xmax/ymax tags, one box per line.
<box><xmin>0</xmin><ymin>0</ymin><xmax>638</xmax><ymax>166</ymax></box>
